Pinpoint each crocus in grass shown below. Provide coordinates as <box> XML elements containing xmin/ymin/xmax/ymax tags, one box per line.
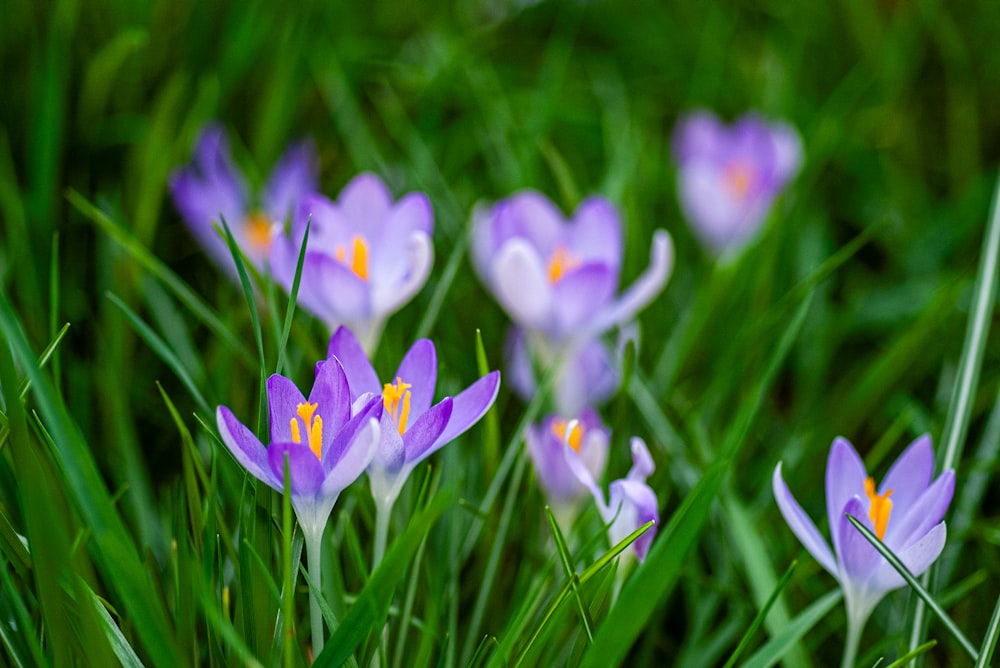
<box><xmin>271</xmin><ymin>173</ymin><xmax>434</xmax><ymax>353</ymax></box>
<box><xmin>216</xmin><ymin>358</ymin><xmax>382</xmax><ymax>653</ymax></box>
<box><xmin>526</xmin><ymin>409</ymin><xmax>609</xmax><ymax>530</ymax></box>
<box><xmin>471</xmin><ymin>191</ymin><xmax>672</xmax><ymax>415</ymax></box>
<box><xmin>563</xmin><ymin>422</ymin><xmax>659</xmax><ymax>564</ymax></box>
<box><xmin>673</xmin><ymin>110</ymin><xmax>802</xmax><ymax>254</ymax></box>
<box><xmin>773</xmin><ymin>436</ymin><xmax>954</xmax><ymax>666</ymax></box>
<box><xmin>170</xmin><ymin>123</ymin><xmax>318</xmax><ymax>276</ymax></box>
<box><xmin>327</xmin><ymin>326</ymin><xmax>500</xmax><ymax>564</ymax></box>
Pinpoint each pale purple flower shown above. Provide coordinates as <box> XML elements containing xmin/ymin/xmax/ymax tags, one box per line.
<box><xmin>564</xmin><ymin>425</ymin><xmax>659</xmax><ymax>563</ymax></box>
<box><xmin>526</xmin><ymin>409</ymin><xmax>609</xmax><ymax>529</ymax></box>
<box><xmin>271</xmin><ymin>173</ymin><xmax>434</xmax><ymax>353</ymax></box>
<box><xmin>327</xmin><ymin>326</ymin><xmax>500</xmax><ymax>513</ymax></box>
<box><xmin>673</xmin><ymin>110</ymin><xmax>802</xmax><ymax>254</ymax></box>
<box><xmin>471</xmin><ymin>192</ymin><xmax>672</xmax><ymax>414</ymax></box>
<box><xmin>216</xmin><ymin>358</ymin><xmax>381</xmax><ymax>538</ymax></box>
<box><xmin>773</xmin><ymin>435</ymin><xmax>954</xmax><ymax>637</ymax></box>
<box><xmin>170</xmin><ymin>123</ymin><xmax>318</xmax><ymax>276</ymax></box>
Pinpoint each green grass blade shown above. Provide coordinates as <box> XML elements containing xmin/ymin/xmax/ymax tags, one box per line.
<box><xmin>845</xmin><ymin>515</ymin><xmax>977</xmax><ymax>660</ymax></box>
<box><xmin>739</xmin><ymin>589</ymin><xmax>843</xmax><ymax>668</ymax></box>
<box><xmin>721</xmin><ymin>560</ymin><xmax>797</xmax><ymax>668</ymax></box>
<box><xmin>274</xmin><ymin>217</ymin><xmax>310</xmax><ymax>376</ymax></box>
<box><xmin>85</xmin><ymin>584</ymin><xmax>145</xmax><ymax>668</ymax></box>
<box><xmin>973</xmin><ymin>593</ymin><xmax>1000</xmax><ymax>668</ymax></box>
<box><xmin>545</xmin><ymin>506</ymin><xmax>594</xmax><ymax>644</ymax></box>
<box><xmin>883</xmin><ymin>641</ymin><xmax>937</xmax><ymax>668</ymax></box>
<box><xmin>314</xmin><ymin>491</ymin><xmax>453</xmax><ymax>668</ymax></box>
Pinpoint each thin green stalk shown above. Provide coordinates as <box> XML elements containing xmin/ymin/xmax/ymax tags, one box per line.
<box><xmin>974</xmin><ymin>593</ymin><xmax>1000</xmax><ymax>668</ymax></box>
<box><xmin>305</xmin><ymin>528</ymin><xmax>326</xmax><ymax>657</ymax></box>
<box><xmin>282</xmin><ymin>456</ymin><xmax>294</xmax><ymax>668</ymax></box>
<box><xmin>373</xmin><ymin>504</ymin><xmax>390</xmax><ymax>571</ymax></box>
<box><xmin>841</xmin><ymin>614</ymin><xmax>862</xmax><ymax>668</ymax></box>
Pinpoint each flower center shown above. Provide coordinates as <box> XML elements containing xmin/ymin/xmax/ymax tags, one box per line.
<box><xmin>546</xmin><ymin>245</ymin><xmax>581</xmax><ymax>283</ymax></box>
<box><xmin>289</xmin><ymin>402</ymin><xmax>324</xmax><ymax>460</ymax></box>
<box><xmin>551</xmin><ymin>418</ymin><xmax>583</xmax><ymax>452</ymax></box>
<box><xmin>383</xmin><ymin>377</ymin><xmax>412</xmax><ymax>435</ymax></box>
<box><xmin>245</xmin><ymin>212</ymin><xmax>274</xmax><ymax>253</ymax></box>
<box><xmin>334</xmin><ymin>234</ymin><xmax>370</xmax><ymax>281</ymax></box>
<box><xmin>723</xmin><ymin>162</ymin><xmax>755</xmax><ymax>198</ymax></box>
<box><xmin>864</xmin><ymin>477</ymin><xmax>893</xmax><ymax>540</ymax></box>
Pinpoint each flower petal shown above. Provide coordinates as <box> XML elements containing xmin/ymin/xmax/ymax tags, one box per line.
<box><xmin>504</xmin><ymin>326</ymin><xmax>536</xmax><ymax>402</ymax></box>
<box><xmin>431</xmin><ymin>371</ymin><xmax>500</xmax><ymax>450</ymax></box>
<box><xmin>564</xmin><ymin>425</ymin><xmax>605</xmax><ymax>510</ymax></box>
<box><xmin>491</xmin><ymin>238</ymin><xmax>555</xmax><ymax>331</ymax></box>
<box><xmin>871</xmin><ymin>521</ymin><xmax>947</xmax><ymax>592</ymax></box>
<box><xmin>263</xmin><ymin>139</ymin><xmax>319</xmax><ymax>223</ymax></box>
<box><xmin>568</xmin><ymin>197</ymin><xmax>622</xmax><ymax>270</ymax></box>
<box><xmin>267</xmin><ymin>441</ymin><xmax>325</xmax><ymax>496</ymax></box>
<box><xmin>672</xmin><ymin>110</ymin><xmax>725</xmax><ymax>162</ymax></box>
<box><xmin>552</xmin><ymin>339</ymin><xmax>618</xmax><ymax>416</ymax></box>
<box><xmin>553</xmin><ymin>262</ymin><xmax>617</xmax><ymax>334</ymax></box>
<box><xmin>338</xmin><ymin>173</ymin><xmax>393</xmax><ymax>226</ymax></box>
<box><xmin>607</xmin><ymin>478</ymin><xmax>659</xmax><ymax>562</ymax></box>
<box><xmin>371</xmin><ymin>230</ymin><xmax>434</xmax><ymax>318</ymax></box>
<box><xmin>324</xmin><ymin>395</ymin><xmax>383</xmax><ymax>474</ymax></box>
<box><xmin>322</xmin><ymin>415</ymin><xmax>380</xmax><ymax>499</ymax></box>
<box><xmin>627</xmin><ymin>437</ymin><xmax>654</xmax><ymax>481</ymax></box>
<box><xmin>772</xmin><ymin>462</ymin><xmax>837</xmax><ymax>577</ymax></box>
<box><xmin>266</xmin><ymin>374</ymin><xmax>306</xmax><ymax>445</ymax></box>
<box><xmin>838</xmin><ymin>496</ymin><xmax>882</xmax><ymax>582</ymax></box>
<box><xmin>327</xmin><ymin>326</ymin><xmax>382</xmax><ymax>399</ymax></box>
<box><xmin>217</xmin><ymin>406</ymin><xmax>277</xmax><ymax>488</ymax></box>
<box><xmin>878</xmin><ymin>434</ymin><xmax>934</xmax><ymax>515</ymax></box>
<box><xmin>885</xmin><ymin>470</ymin><xmax>954</xmax><ymax>551</ymax></box>
<box><xmin>402</xmin><ymin>398</ymin><xmax>454</xmax><ymax>465</ymax></box>
<box><xmin>370</xmin><ymin>192</ymin><xmax>433</xmax><ymax>281</ymax></box>
<box><xmin>394</xmin><ymin>339</ymin><xmax>437</xmax><ymax>421</ymax></box>
<box><xmin>826</xmin><ymin>437</ymin><xmax>867</xmax><ymax>562</ymax></box>
<box><xmin>492</xmin><ymin>191</ymin><xmax>564</xmax><ymax>255</ymax></box>
<box><xmin>310</xmin><ymin>358</ymin><xmax>352</xmax><ymax>435</ymax></box>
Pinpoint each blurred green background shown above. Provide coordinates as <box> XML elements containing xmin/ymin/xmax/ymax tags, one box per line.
<box><xmin>2</xmin><ymin>0</ymin><xmax>1000</xmax><ymax>664</ymax></box>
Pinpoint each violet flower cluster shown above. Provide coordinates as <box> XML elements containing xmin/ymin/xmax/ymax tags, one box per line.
<box><xmin>773</xmin><ymin>435</ymin><xmax>954</xmax><ymax>658</ymax></box>
<box><xmin>673</xmin><ymin>110</ymin><xmax>802</xmax><ymax>255</ymax></box>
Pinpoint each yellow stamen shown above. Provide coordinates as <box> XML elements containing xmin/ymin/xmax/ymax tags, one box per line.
<box><xmin>864</xmin><ymin>477</ymin><xmax>893</xmax><ymax>540</ymax></box>
<box><xmin>333</xmin><ymin>234</ymin><xmax>370</xmax><ymax>281</ymax></box>
<box><xmin>546</xmin><ymin>245</ymin><xmax>581</xmax><ymax>283</ymax></box>
<box><xmin>245</xmin><ymin>213</ymin><xmax>274</xmax><ymax>252</ymax></box>
<box><xmin>289</xmin><ymin>402</ymin><xmax>324</xmax><ymax>460</ymax></box>
<box><xmin>383</xmin><ymin>377</ymin><xmax>412</xmax><ymax>435</ymax></box>
<box><xmin>551</xmin><ymin>418</ymin><xmax>584</xmax><ymax>452</ymax></box>
<box><xmin>724</xmin><ymin>163</ymin><xmax>753</xmax><ymax>198</ymax></box>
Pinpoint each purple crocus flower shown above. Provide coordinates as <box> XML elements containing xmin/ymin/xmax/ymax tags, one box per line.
<box><xmin>773</xmin><ymin>436</ymin><xmax>954</xmax><ymax>657</ymax></box>
<box><xmin>170</xmin><ymin>123</ymin><xmax>318</xmax><ymax>276</ymax></box>
<box><xmin>471</xmin><ymin>192</ymin><xmax>672</xmax><ymax>415</ymax></box>
<box><xmin>526</xmin><ymin>409</ymin><xmax>609</xmax><ymax>530</ymax></box>
<box><xmin>271</xmin><ymin>173</ymin><xmax>434</xmax><ymax>353</ymax></box>
<box><xmin>563</xmin><ymin>424</ymin><xmax>659</xmax><ymax>563</ymax></box>
<box><xmin>673</xmin><ymin>110</ymin><xmax>802</xmax><ymax>254</ymax></box>
<box><xmin>327</xmin><ymin>326</ymin><xmax>500</xmax><ymax>516</ymax></box>
<box><xmin>216</xmin><ymin>359</ymin><xmax>382</xmax><ymax>537</ymax></box>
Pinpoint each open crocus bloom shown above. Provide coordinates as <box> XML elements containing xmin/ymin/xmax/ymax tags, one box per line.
<box><xmin>271</xmin><ymin>173</ymin><xmax>434</xmax><ymax>353</ymax></box>
<box><xmin>526</xmin><ymin>409</ymin><xmax>609</xmax><ymax>530</ymax></box>
<box><xmin>773</xmin><ymin>435</ymin><xmax>954</xmax><ymax>633</ymax></box>
<box><xmin>216</xmin><ymin>359</ymin><xmax>382</xmax><ymax>538</ymax></box>
<box><xmin>471</xmin><ymin>191</ymin><xmax>672</xmax><ymax>415</ymax></box>
<box><xmin>170</xmin><ymin>123</ymin><xmax>318</xmax><ymax>276</ymax></box>
<box><xmin>327</xmin><ymin>326</ymin><xmax>500</xmax><ymax>512</ymax></box>
<box><xmin>564</xmin><ymin>425</ymin><xmax>659</xmax><ymax>563</ymax></box>
<box><xmin>673</xmin><ymin>110</ymin><xmax>802</xmax><ymax>255</ymax></box>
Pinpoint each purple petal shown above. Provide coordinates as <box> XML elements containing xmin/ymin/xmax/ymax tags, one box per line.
<box><xmin>552</xmin><ymin>263</ymin><xmax>617</xmax><ymax>334</ymax></box>
<box><xmin>567</xmin><ymin>197</ymin><xmax>622</xmax><ymax>270</ymax></box>
<box><xmin>564</xmin><ymin>427</ymin><xmax>604</xmax><ymax>505</ymax></box>
<box><xmin>608</xmin><ymin>478</ymin><xmax>659</xmax><ymax>562</ymax></box>
<box><xmin>838</xmin><ymin>496</ymin><xmax>882</xmax><ymax>582</ymax></box>
<box><xmin>871</xmin><ymin>522</ymin><xmax>947</xmax><ymax>592</ymax></box>
<box><xmin>324</xmin><ymin>395</ymin><xmax>383</xmax><ymax>474</ymax></box>
<box><xmin>491</xmin><ymin>238</ymin><xmax>554</xmax><ymax>331</ymax></box>
<box><xmin>878</xmin><ymin>434</ymin><xmax>934</xmax><ymax>515</ymax></box>
<box><xmin>553</xmin><ymin>340</ymin><xmax>618</xmax><ymax>416</ymax></box>
<box><xmin>267</xmin><ymin>441</ymin><xmax>325</xmax><ymax>496</ymax></box>
<box><xmin>372</xmin><ymin>412</ymin><xmax>406</xmax><ymax>473</ymax></box>
<box><xmin>673</xmin><ymin>110</ymin><xmax>725</xmax><ymax>162</ymax></box>
<box><xmin>309</xmin><ymin>359</ymin><xmax>352</xmax><ymax>435</ymax></box>
<box><xmin>470</xmin><ymin>202</ymin><xmax>499</xmax><ymax>282</ymax></box>
<box><xmin>526</xmin><ymin>418</ymin><xmax>581</xmax><ymax>502</ymax></box>
<box><xmin>217</xmin><ymin>406</ymin><xmax>278</xmax><ymax>488</ymax></box>
<box><xmin>370</xmin><ymin>230</ymin><xmax>434</xmax><ymax>316</ymax></box>
<box><xmin>394</xmin><ymin>339</ymin><xmax>438</xmax><ymax>421</ymax></box>
<box><xmin>504</xmin><ymin>326</ymin><xmax>536</xmax><ymax>402</ymax></box>
<box><xmin>627</xmin><ymin>437</ymin><xmax>654</xmax><ymax>481</ymax></box>
<box><xmin>772</xmin><ymin>463</ymin><xmax>837</xmax><ymax>577</ymax></box>
<box><xmin>768</xmin><ymin>122</ymin><xmax>803</xmax><ymax>186</ymax></box>
<box><xmin>369</xmin><ymin>192</ymin><xmax>433</xmax><ymax>282</ymax></box>
<box><xmin>266</xmin><ymin>374</ymin><xmax>306</xmax><ymax>444</ymax></box>
<box><xmin>263</xmin><ymin>139</ymin><xmax>319</xmax><ymax>223</ymax></box>
<box><xmin>492</xmin><ymin>191</ymin><xmax>564</xmax><ymax>255</ymax></box>
<box><xmin>269</xmin><ymin>239</ymin><xmax>338</xmax><ymax>320</ymax></box>
<box><xmin>885</xmin><ymin>470</ymin><xmax>954</xmax><ymax>551</ymax></box>
<box><xmin>322</xmin><ymin>414</ymin><xmax>380</xmax><ymax>499</ymax></box>
<box><xmin>327</xmin><ymin>326</ymin><xmax>381</xmax><ymax>399</ymax></box>
<box><xmin>826</xmin><ymin>437</ymin><xmax>868</xmax><ymax>562</ymax></box>
<box><xmin>281</xmin><ymin>252</ymin><xmax>370</xmax><ymax>328</ymax></box>
<box><xmin>402</xmin><ymin>398</ymin><xmax>454</xmax><ymax>465</ymax></box>
<box><xmin>431</xmin><ymin>371</ymin><xmax>500</xmax><ymax>449</ymax></box>
<box><xmin>338</xmin><ymin>173</ymin><xmax>393</xmax><ymax>225</ymax></box>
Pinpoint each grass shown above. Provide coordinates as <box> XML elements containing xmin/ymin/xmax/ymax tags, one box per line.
<box><xmin>2</xmin><ymin>0</ymin><xmax>1000</xmax><ymax>665</ymax></box>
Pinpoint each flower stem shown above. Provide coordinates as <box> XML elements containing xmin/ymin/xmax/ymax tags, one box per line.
<box><xmin>305</xmin><ymin>528</ymin><xmax>326</xmax><ymax>657</ymax></box>
<box><xmin>373</xmin><ymin>504</ymin><xmax>390</xmax><ymax>571</ymax></box>
<box><xmin>841</xmin><ymin>613</ymin><xmax>862</xmax><ymax>668</ymax></box>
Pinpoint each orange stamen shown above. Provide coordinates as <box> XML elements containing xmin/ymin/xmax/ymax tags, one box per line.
<box><xmin>289</xmin><ymin>402</ymin><xmax>324</xmax><ymax>460</ymax></box>
<box><xmin>551</xmin><ymin>418</ymin><xmax>584</xmax><ymax>452</ymax></box>
<box><xmin>245</xmin><ymin>213</ymin><xmax>274</xmax><ymax>252</ymax></box>
<box><xmin>333</xmin><ymin>234</ymin><xmax>370</xmax><ymax>281</ymax></box>
<box><xmin>864</xmin><ymin>477</ymin><xmax>893</xmax><ymax>540</ymax></box>
<box><xmin>383</xmin><ymin>377</ymin><xmax>412</xmax><ymax>435</ymax></box>
<box><xmin>546</xmin><ymin>245</ymin><xmax>581</xmax><ymax>283</ymax></box>
<box><xmin>724</xmin><ymin>162</ymin><xmax>754</xmax><ymax>198</ymax></box>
